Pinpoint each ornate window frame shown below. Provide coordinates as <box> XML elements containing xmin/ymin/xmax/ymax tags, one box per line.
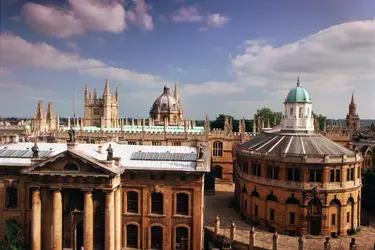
<box><xmin>148</xmin><ymin>223</ymin><xmax>166</xmax><ymax>249</ymax></box>
<box><xmin>124</xmin><ymin>189</ymin><xmax>141</xmax><ymax>215</ymax></box>
<box><xmin>173</xmin><ymin>191</ymin><xmax>191</xmax><ymax>217</ymax></box>
<box><xmin>123</xmin><ymin>221</ymin><xmax>141</xmax><ymax>249</ymax></box>
<box><xmin>173</xmin><ymin>224</ymin><xmax>191</xmax><ymax>250</ymax></box>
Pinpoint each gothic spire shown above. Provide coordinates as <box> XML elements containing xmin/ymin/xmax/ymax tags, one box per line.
<box><xmin>174</xmin><ymin>80</ymin><xmax>179</xmax><ymax>103</ymax></box>
<box><xmin>351</xmin><ymin>92</ymin><xmax>355</xmax><ymax>105</ymax></box>
<box><xmin>104</xmin><ymin>79</ymin><xmax>110</xmax><ymax>96</ymax></box>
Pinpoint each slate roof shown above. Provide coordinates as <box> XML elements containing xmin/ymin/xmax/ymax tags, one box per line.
<box><xmin>239</xmin><ymin>130</ymin><xmax>355</xmax><ymax>157</ymax></box>
<box><xmin>0</xmin><ymin>142</ymin><xmax>208</xmax><ymax>173</ymax></box>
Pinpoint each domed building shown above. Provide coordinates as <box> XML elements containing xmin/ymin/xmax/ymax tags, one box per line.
<box><xmin>150</xmin><ymin>82</ymin><xmax>184</xmax><ymax>126</ymax></box>
<box><xmin>234</xmin><ymin>78</ymin><xmax>362</xmax><ymax>237</ymax></box>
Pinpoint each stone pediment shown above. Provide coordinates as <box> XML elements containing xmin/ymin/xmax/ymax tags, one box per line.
<box><xmin>21</xmin><ymin>150</ymin><xmax>119</xmax><ymax>177</ymax></box>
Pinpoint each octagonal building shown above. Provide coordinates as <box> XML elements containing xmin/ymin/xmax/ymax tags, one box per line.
<box><xmin>234</xmin><ymin>79</ymin><xmax>362</xmax><ymax>236</ymax></box>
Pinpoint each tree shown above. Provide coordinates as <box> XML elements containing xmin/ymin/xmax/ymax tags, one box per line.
<box><xmin>211</xmin><ymin>114</ymin><xmax>239</xmax><ymax>132</ymax></box>
<box><xmin>312</xmin><ymin>112</ymin><xmax>327</xmax><ymax>131</ymax></box>
<box><xmin>0</xmin><ymin>218</ymin><xmax>24</xmax><ymax>250</ymax></box>
<box><xmin>254</xmin><ymin>108</ymin><xmax>282</xmax><ymax>127</ymax></box>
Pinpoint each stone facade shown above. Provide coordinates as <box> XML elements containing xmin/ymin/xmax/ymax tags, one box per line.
<box><xmin>83</xmin><ymin>79</ymin><xmax>119</xmax><ymax>128</ymax></box>
<box><xmin>0</xmin><ymin>140</ymin><xmax>209</xmax><ymax>250</ymax></box>
<box><xmin>346</xmin><ymin>93</ymin><xmax>360</xmax><ymax>139</ymax></box>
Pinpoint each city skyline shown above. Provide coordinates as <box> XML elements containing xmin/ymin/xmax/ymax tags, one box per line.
<box><xmin>1</xmin><ymin>0</ymin><xmax>374</xmax><ymax>119</ymax></box>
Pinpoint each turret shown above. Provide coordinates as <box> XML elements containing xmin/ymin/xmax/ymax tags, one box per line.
<box><xmin>103</xmin><ymin>79</ymin><xmax>112</xmax><ymax>128</ymax></box>
<box><xmin>93</xmin><ymin>88</ymin><xmax>97</xmax><ymax>99</ymax></box>
<box><xmin>115</xmin><ymin>87</ymin><xmax>119</xmax><ymax>101</ymax></box>
<box><xmin>37</xmin><ymin>100</ymin><xmax>44</xmax><ymax>120</ymax></box>
<box><xmin>85</xmin><ymin>84</ymin><xmax>89</xmax><ymax>102</ymax></box>
<box><xmin>46</xmin><ymin>102</ymin><xmax>53</xmax><ymax>120</ymax></box>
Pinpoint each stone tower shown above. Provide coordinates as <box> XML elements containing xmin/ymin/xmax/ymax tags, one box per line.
<box><xmin>346</xmin><ymin>93</ymin><xmax>360</xmax><ymax>136</ymax></box>
<box><xmin>83</xmin><ymin>79</ymin><xmax>119</xmax><ymax>128</ymax></box>
<box><xmin>31</xmin><ymin>100</ymin><xmax>58</xmax><ymax>135</ymax></box>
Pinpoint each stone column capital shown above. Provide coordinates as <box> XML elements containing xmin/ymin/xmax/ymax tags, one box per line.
<box><xmin>81</xmin><ymin>188</ymin><xmax>93</xmax><ymax>193</ymax></box>
<box><xmin>103</xmin><ymin>189</ymin><xmax>115</xmax><ymax>194</ymax></box>
<box><xmin>49</xmin><ymin>186</ymin><xmax>61</xmax><ymax>192</ymax></box>
<box><xmin>30</xmin><ymin>185</ymin><xmax>41</xmax><ymax>190</ymax></box>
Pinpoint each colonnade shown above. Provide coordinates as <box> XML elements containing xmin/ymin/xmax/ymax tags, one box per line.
<box><xmin>31</xmin><ymin>187</ymin><xmax>122</xmax><ymax>250</ymax></box>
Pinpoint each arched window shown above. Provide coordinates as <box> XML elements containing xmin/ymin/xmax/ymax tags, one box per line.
<box><xmin>6</xmin><ymin>187</ymin><xmax>18</xmax><ymax>209</ymax></box>
<box><xmin>299</xmin><ymin>107</ymin><xmax>303</xmax><ymax>118</ymax></box>
<box><xmin>151</xmin><ymin>193</ymin><xmax>163</xmax><ymax>214</ymax></box>
<box><xmin>127</xmin><ymin>191</ymin><xmax>139</xmax><ymax>214</ymax></box>
<box><xmin>126</xmin><ymin>224</ymin><xmax>138</xmax><ymax>248</ymax></box>
<box><xmin>251</xmin><ymin>189</ymin><xmax>260</xmax><ymax>198</ymax></box>
<box><xmin>266</xmin><ymin>193</ymin><xmax>278</xmax><ymax>202</ymax></box>
<box><xmin>286</xmin><ymin>197</ymin><xmax>300</xmax><ymax>205</ymax></box>
<box><xmin>176</xmin><ymin>227</ymin><xmax>189</xmax><ymax>250</ymax></box>
<box><xmin>64</xmin><ymin>163</ymin><xmax>79</xmax><ymax>171</ymax></box>
<box><xmin>176</xmin><ymin>193</ymin><xmax>189</xmax><ymax>215</ymax></box>
<box><xmin>213</xmin><ymin>141</ymin><xmax>223</xmax><ymax>157</ymax></box>
<box><xmin>290</xmin><ymin>107</ymin><xmax>294</xmax><ymax>117</ymax></box>
<box><xmin>151</xmin><ymin>226</ymin><xmax>163</xmax><ymax>249</ymax></box>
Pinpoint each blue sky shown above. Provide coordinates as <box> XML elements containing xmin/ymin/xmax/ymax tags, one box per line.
<box><xmin>1</xmin><ymin>0</ymin><xmax>374</xmax><ymax>119</ymax></box>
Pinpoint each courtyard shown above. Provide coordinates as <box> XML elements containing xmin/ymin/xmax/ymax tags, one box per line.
<box><xmin>204</xmin><ymin>184</ymin><xmax>375</xmax><ymax>250</ymax></box>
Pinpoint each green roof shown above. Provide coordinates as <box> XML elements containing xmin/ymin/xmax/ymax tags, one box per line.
<box><xmin>285</xmin><ymin>81</ymin><xmax>311</xmax><ymax>103</ymax></box>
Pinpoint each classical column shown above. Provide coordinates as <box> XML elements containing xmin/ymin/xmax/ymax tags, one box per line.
<box><xmin>115</xmin><ymin>188</ymin><xmax>122</xmax><ymax>250</ymax></box>
<box><xmin>83</xmin><ymin>190</ymin><xmax>94</xmax><ymax>250</ymax></box>
<box><xmin>105</xmin><ymin>190</ymin><xmax>115</xmax><ymax>250</ymax></box>
<box><xmin>52</xmin><ymin>188</ymin><xmax>62</xmax><ymax>250</ymax></box>
<box><xmin>31</xmin><ymin>188</ymin><xmax>41</xmax><ymax>250</ymax></box>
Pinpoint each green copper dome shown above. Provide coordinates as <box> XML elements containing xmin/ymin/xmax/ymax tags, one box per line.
<box><xmin>285</xmin><ymin>78</ymin><xmax>312</xmax><ymax>103</ymax></box>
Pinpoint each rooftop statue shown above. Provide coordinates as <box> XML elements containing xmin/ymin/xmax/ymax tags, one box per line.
<box><xmin>198</xmin><ymin>144</ymin><xmax>205</xmax><ymax>159</ymax></box>
<box><xmin>31</xmin><ymin>142</ymin><xmax>39</xmax><ymax>158</ymax></box>
<box><xmin>107</xmin><ymin>144</ymin><xmax>114</xmax><ymax>161</ymax></box>
<box><xmin>68</xmin><ymin>126</ymin><xmax>76</xmax><ymax>143</ymax></box>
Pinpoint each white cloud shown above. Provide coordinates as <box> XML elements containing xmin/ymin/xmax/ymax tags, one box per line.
<box><xmin>0</xmin><ymin>34</ymin><xmax>105</xmax><ymax>70</ymax></box>
<box><xmin>22</xmin><ymin>0</ymin><xmax>126</xmax><ymax>38</ymax></box>
<box><xmin>171</xmin><ymin>5</ymin><xmax>203</xmax><ymax>22</ymax></box>
<box><xmin>206</xmin><ymin>13</ymin><xmax>230</xmax><ymax>28</ymax></box>
<box><xmin>171</xmin><ymin>5</ymin><xmax>229</xmax><ymax>29</ymax></box>
<box><xmin>181</xmin><ymin>82</ymin><xmax>243</xmax><ymax>96</ymax></box>
<box><xmin>231</xmin><ymin>19</ymin><xmax>375</xmax><ymax>118</ymax></box>
<box><xmin>176</xmin><ymin>68</ymin><xmax>186</xmax><ymax>74</ymax></box>
<box><xmin>126</xmin><ymin>0</ymin><xmax>154</xmax><ymax>30</ymax></box>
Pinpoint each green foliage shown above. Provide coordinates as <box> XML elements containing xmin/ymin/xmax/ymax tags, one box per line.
<box><xmin>312</xmin><ymin>112</ymin><xmax>327</xmax><ymax>131</ymax></box>
<box><xmin>255</xmin><ymin>108</ymin><xmax>282</xmax><ymax>127</ymax></box>
<box><xmin>211</xmin><ymin>114</ymin><xmax>239</xmax><ymax>132</ymax></box>
<box><xmin>0</xmin><ymin>218</ymin><xmax>24</xmax><ymax>250</ymax></box>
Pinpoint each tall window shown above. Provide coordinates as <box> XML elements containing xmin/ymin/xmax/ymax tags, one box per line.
<box><xmin>176</xmin><ymin>227</ymin><xmax>189</xmax><ymax>250</ymax></box>
<box><xmin>347</xmin><ymin>167</ymin><xmax>354</xmax><ymax>181</ymax></box>
<box><xmin>126</xmin><ymin>224</ymin><xmax>138</xmax><ymax>248</ymax></box>
<box><xmin>290</xmin><ymin>107</ymin><xmax>294</xmax><ymax>117</ymax></box>
<box><xmin>307</xmin><ymin>108</ymin><xmax>310</xmax><ymax>118</ymax></box>
<box><xmin>176</xmin><ymin>193</ymin><xmax>189</xmax><ymax>215</ymax></box>
<box><xmin>254</xmin><ymin>205</ymin><xmax>258</xmax><ymax>216</ymax></box>
<box><xmin>242</xmin><ymin>160</ymin><xmax>248</xmax><ymax>174</ymax></box>
<box><xmin>347</xmin><ymin>212</ymin><xmax>350</xmax><ymax>223</ymax></box>
<box><xmin>151</xmin><ymin>226</ymin><xmax>163</xmax><ymax>249</ymax></box>
<box><xmin>270</xmin><ymin>209</ymin><xmax>275</xmax><ymax>221</ymax></box>
<box><xmin>287</xmin><ymin>168</ymin><xmax>300</xmax><ymax>182</ymax></box>
<box><xmin>252</xmin><ymin>162</ymin><xmax>261</xmax><ymax>177</ymax></box>
<box><xmin>213</xmin><ymin>141</ymin><xmax>223</xmax><ymax>157</ymax></box>
<box><xmin>267</xmin><ymin>166</ymin><xmax>279</xmax><ymax>179</ymax></box>
<box><xmin>127</xmin><ymin>191</ymin><xmax>139</xmax><ymax>213</ymax></box>
<box><xmin>298</xmin><ymin>107</ymin><xmax>303</xmax><ymax>118</ymax></box>
<box><xmin>6</xmin><ymin>187</ymin><xmax>18</xmax><ymax>209</ymax></box>
<box><xmin>290</xmin><ymin>212</ymin><xmax>295</xmax><ymax>225</ymax></box>
<box><xmin>309</xmin><ymin>169</ymin><xmax>322</xmax><ymax>182</ymax></box>
<box><xmin>151</xmin><ymin>193</ymin><xmax>163</xmax><ymax>215</ymax></box>
<box><xmin>330</xmin><ymin>169</ymin><xmax>341</xmax><ymax>182</ymax></box>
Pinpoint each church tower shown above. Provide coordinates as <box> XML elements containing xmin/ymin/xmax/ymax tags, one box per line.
<box><xmin>346</xmin><ymin>93</ymin><xmax>360</xmax><ymax>136</ymax></box>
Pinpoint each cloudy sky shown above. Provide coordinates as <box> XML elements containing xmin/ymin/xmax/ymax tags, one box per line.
<box><xmin>1</xmin><ymin>0</ymin><xmax>374</xmax><ymax>119</ymax></box>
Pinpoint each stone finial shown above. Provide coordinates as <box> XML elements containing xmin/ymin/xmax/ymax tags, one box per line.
<box><xmin>214</xmin><ymin>216</ymin><xmax>220</xmax><ymax>237</ymax></box>
<box><xmin>230</xmin><ymin>221</ymin><xmax>236</xmax><ymax>242</ymax></box>
<box><xmin>272</xmin><ymin>232</ymin><xmax>278</xmax><ymax>250</ymax></box>
<box><xmin>298</xmin><ymin>236</ymin><xmax>304</xmax><ymax>250</ymax></box>
<box><xmin>349</xmin><ymin>238</ymin><xmax>356</xmax><ymax>250</ymax></box>
<box><xmin>324</xmin><ymin>237</ymin><xmax>331</xmax><ymax>250</ymax></box>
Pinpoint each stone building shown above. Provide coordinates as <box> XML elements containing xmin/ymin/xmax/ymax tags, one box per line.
<box><xmin>0</xmin><ymin>134</ymin><xmax>210</xmax><ymax>250</ymax></box>
<box><xmin>234</xmin><ymin>80</ymin><xmax>362</xmax><ymax>237</ymax></box>
<box><xmin>31</xmin><ymin>100</ymin><xmax>59</xmax><ymax>135</ymax></box>
<box><xmin>346</xmin><ymin>93</ymin><xmax>361</xmax><ymax>138</ymax></box>
<box><xmin>83</xmin><ymin>79</ymin><xmax>119</xmax><ymax>128</ymax></box>
<box><xmin>150</xmin><ymin>82</ymin><xmax>184</xmax><ymax>126</ymax></box>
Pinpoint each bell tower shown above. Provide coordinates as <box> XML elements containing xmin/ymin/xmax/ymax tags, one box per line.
<box><xmin>346</xmin><ymin>92</ymin><xmax>360</xmax><ymax>136</ymax></box>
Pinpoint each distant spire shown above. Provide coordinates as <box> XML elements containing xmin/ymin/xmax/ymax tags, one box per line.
<box><xmin>297</xmin><ymin>76</ymin><xmax>300</xmax><ymax>87</ymax></box>
<box><xmin>104</xmin><ymin>79</ymin><xmax>110</xmax><ymax>96</ymax></box>
<box><xmin>115</xmin><ymin>87</ymin><xmax>119</xmax><ymax>100</ymax></box>
<box><xmin>93</xmin><ymin>88</ymin><xmax>97</xmax><ymax>99</ymax></box>
<box><xmin>85</xmin><ymin>84</ymin><xmax>89</xmax><ymax>98</ymax></box>
<box><xmin>174</xmin><ymin>80</ymin><xmax>179</xmax><ymax>103</ymax></box>
<box><xmin>351</xmin><ymin>91</ymin><xmax>355</xmax><ymax>105</ymax></box>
